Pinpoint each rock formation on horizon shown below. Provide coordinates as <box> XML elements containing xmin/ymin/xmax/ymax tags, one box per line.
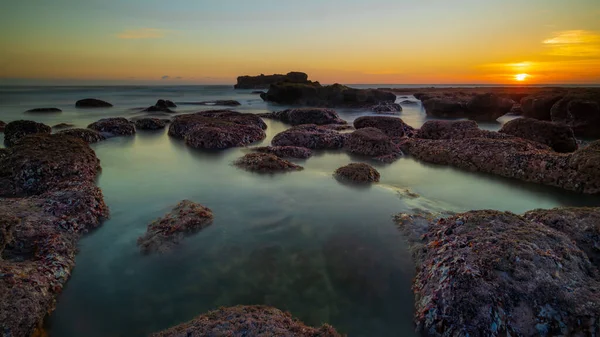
<box><xmin>234</xmin><ymin>71</ymin><xmax>310</xmax><ymax>89</ymax></box>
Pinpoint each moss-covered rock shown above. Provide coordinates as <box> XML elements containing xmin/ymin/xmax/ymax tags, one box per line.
<box><xmin>353</xmin><ymin>116</ymin><xmax>414</xmax><ymax>138</ymax></box>
<box><xmin>88</xmin><ymin>117</ymin><xmax>136</xmax><ymax>137</ymax></box>
<box><xmin>234</xmin><ymin>153</ymin><xmax>303</xmax><ymax>173</ymax></box>
<box><xmin>345</xmin><ymin>127</ymin><xmax>401</xmax><ymax>162</ymax></box>
<box><xmin>272</xmin><ymin>124</ymin><xmax>346</xmax><ymax>149</ymax></box>
<box><xmin>499</xmin><ymin>117</ymin><xmax>577</xmax><ymax>153</ymax></box>
<box><xmin>3</xmin><ymin>120</ymin><xmax>51</xmax><ymax>147</ymax></box>
<box><xmin>252</xmin><ymin>146</ymin><xmax>312</xmax><ymax>159</ymax></box>
<box><xmin>57</xmin><ymin>128</ymin><xmax>106</xmax><ymax>143</ymax></box>
<box><xmin>259</xmin><ymin>108</ymin><xmax>346</xmax><ymax>126</ymax></box>
<box><xmin>334</xmin><ymin>163</ymin><xmax>380</xmax><ymax>183</ymax></box>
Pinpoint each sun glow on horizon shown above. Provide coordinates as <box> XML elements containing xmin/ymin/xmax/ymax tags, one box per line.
<box><xmin>515</xmin><ymin>73</ymin><xmax>529</xmax><ymax>82</ymax></box>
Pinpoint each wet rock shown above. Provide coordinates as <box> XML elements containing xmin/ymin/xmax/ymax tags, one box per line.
<box><xmin>396</xmin><ymin>210</ymin><xmax>600</xmax><ymax>337</ymax></box>
<box><xmin>422</xmin><ymin>98</ymin><xmax>467</xmax><ymax>118</ymax></box>
<box><xmin>75</xmin><ymin>98</ymin><xmax>113</xmax><ymax>108</ymax></box>
<box><xmin>3</xmin><ymin>120</ymin><xmax>51</xmax><ymax>147</ymax></box>
<box><xmin>156</xmin><ymin>99</ymin><xmax>177</xmax><ymax>108</ymax></box>
<box><xmin>372</xmin><ymin>102</ymin><xmax>402</xmax><ymax>114</ymax></box>
<box><xmin>57</xmin><ymin>128</ymin><xmax>106</xmax><ymax>144</ymax></box>
<box><xmin>334</xmin><ymin>163</ymin><xmax>380</xmax><ymax>183</ymax></box>
<box><xmin>52</xmin><ymin>123</ymin><xmax>75</xmax><ymax>130</ymax></box>
<box><xmin>345</xmin><ymin>127</ymin><xmax>401</xmax><ymax>162</ymax></box>
<box><xmin>134</xmin><ymin>118</ymin><xmax>167</xmax><ymax>130</ymax></box>
<box><xmin>142</xmin><ymin>105</ymin><xmax>175</xmax><ymax>113</ymax></box>
<box><xmin>87</xmin><ymin>117</ymin><xmax>136</xmax><ymax>137</ymax></box>
<box><xmin>400</xmin><ymin>100</ymin><xmax>418</xmax><ymax>105</ymax></box>
<box><xmin>178</xmin><ymin>100</ymin><xmax>241</xmax><ymax>107</ymax></box>
<box><xmin>24</xmin><ymin>108</ymin><xmax>62</xmax><ymax>113</ymax></box>
<box><xmin>259</xmin><ymin>108</ymin><xmax>346</xmax><ymax>126</ymax></box>
<box><xmin>137</xmin><ymin>200</ymin><xmax>214</xmax><ymax>254</ymax></box>
<box><xmin>568</xmin><ymin>140</ymin><xmax>600</xmax><ymax>178</ymax></box>
<box><xmin>251</xmin><ymin>90</ymin><xmax>266</xmax><ymax>95</ymax></box>
<box><xmin>0</xmin><ymin>121</ymin><xmax>5</xmax><ymax>132</ymax></box>
<box><xmin>234</xmin><ymin>153</ymin><xmax>303</xmax><ymax>173</ymax></box>
<box><xmin>0</xmin><ymin>134</ymin><xmax>100</xmax><ymax>197</ymax></box>
<box><xmin>252</xmin><ymin>146</ymin><xmax>312</xmax><ymax>159</ymax></box>
<box><xmin>521</xmin><ymin>93</ymin><xmax>564</xmax><ymax>120</ymax></box>
<box><xmin>550</xmin><ymin>91</ymin><xmax>600</xmax><ymax>138</ymax></box>
<box><xmin>465</xmin><ymin>93</ymin><xmax>514</xmax><ymax>121</ymax></box>
<box><xmin>235</xmin><ymin>71</ymin><xmax>310</xmax><ymax>89</ymax></box>
<box><xmin>0</xmin><ymin>215</ymin><xmax>18</xmax><ymax>255</ymax></box>
<box><xmin>499</xmin><ymin>117</ymin><xmax>578</xmax><ymax>153</ymax></box>
<box><xmin>353</xmin><ymin>116</ymin><xmax>414</xmax><ymax>138</ymax></box>
<box><xmin>150</xmin><ymin>305</ymin><xmax>341</xmax><ymax>337</ymax></box>
<box><xmin>416</xmin><ymin>120</ymin><xmax>511</xmax><ymax>140</ymax></box>
<box><xmin>271</xmin><ymin>124</ymin><xmax>346</xmax><ymax>149</ymax></box>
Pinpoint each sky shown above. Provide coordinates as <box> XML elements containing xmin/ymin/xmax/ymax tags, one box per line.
<box><xmin>1</xmin><ymin>0</ymin><xmax>599</xmax><ymax>85</ymax></box>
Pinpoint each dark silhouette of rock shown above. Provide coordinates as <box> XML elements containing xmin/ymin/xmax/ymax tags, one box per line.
<box><xmin>88</xmin><ymin>117</ymin><xmax>136</xmax><ymax>137</ymax></box>
<box><xmin>134</xmin><ymin>118</ymin><xmax>167</xmax><ymax>130</ymax></box>
<box><xmin>142</xmin><ymin>105</ymin><xmax>175</xmax><ymax>113</ymax></box>
<box><xmin>395</xmin><ymin>209</ymin><xmax>600</xmax><ymax>337</ymax></box>
<box><xmin>252</xmin><ymin>146</ymin><xmax>312</xmax><ymax>159</ymax></box>
<box><xmin>271</xmin><ymin>124</ymin><xmax>346</xmax><ymax>149</ymax></box>
<box><xmin>259</xmin><ymin>108</ymin><xmax>346</xmax><ymax>126</ymax></box>
<box><xmin>334</xmin><ymin>163</ymin><xmax>380</xmax><ymax>183</ymax></box>
<box><xmin>372</xmin><ymin>102</ymin><xmax>402</xmax><ymax>114</ymax></box>
<box><xmin>178</xmin><ymin>100</ymin><xmax>241</xmax><ymax>107</ymax></box>
<box><xmin>251</xmin><ymin>90</ymin><xmax>266</xmax><ymax>95</ymax></box>
<box><xmin>52</xmin><ymin>123</ymin><xmax>75</xmax><ymax>129</ymax></box>
<box><xmin>345</xmin><ymin>127</ymin><xmax>402</xmax><ymax>162</ymax></box>
<box><xmin>235</xmin><ymin>71</ymin><xmax>310</xmax><ymax>89</ymax></box>
<box><xmin>416</xmin><ymin>120</ymin><xmax>510</xmax><ymax>140</ymax></box>
<box><xmin>57</xmin><ymin>128</ymin><xmax>106</xmax><ymax>144</ymax></box>
<box><xmin>137</xmin><ymin>200</ymin><xmax>213</xmax><ymax>254</ymax></box>
<box><xmin>521</xmin><ymin>93</ymin><xmax>564</xmax><ymax>120</ymax></box>
<box><xmin>400</xmin><ymin>100</ymin><xmax>418</xmax><ymax>105</ymax></box>
<box><xmin>75</xmin><ymin>98</ymin><xmax>113</xmax><ymax>108</ymax></box>
<box><xmin>234</xmin><ymin>153</ymin><xmax>303</xmax><ymax>173</ymax></box>
<box><xmin>156</xmin><ymin>99</ymin><xmax>177</xmax><ymax>108</ymax></box>
<box><xmin>150</xmin><ymin>305</ymin><xmax>341</xmax><ymax>337</ymax></box>
<box><xmin>550</xmin><ymin>91</ymin><xmax>600</xmax><ymax>138</ymax></box>
<box><xmin>500</xmin><ymin>118</ymin><xmax>578</xmax><ymax>153</ymax></box>
<box><xmin>353</xmin><ymin>116</ymin><xmax>414</xmax><ymax>138</ymax></box>
<box><xmin>3</xmin><ymin>120</ymin><xmax>51</xmax><ymax>147</ymax></box>
<box><xmin>465</xmin><ymin>93</ymin><xmax>514</xmax><ymax>121</ymax></box>
<box><xmin>24</xmin><ymin>108</ymin><xmax>62</xmax><ymax>113</ymax></box>
<box><xmin>422</xmin><ymin>98</ymin><xmax>466</xmax><ymax>118</ymax></box>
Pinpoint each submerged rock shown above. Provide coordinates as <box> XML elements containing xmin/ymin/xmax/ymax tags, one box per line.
<box><xmin>345</xmin><ymin>127</ymin><xmax>402</xmax><ymax>162</ymax></box>
<box><xmin>499</xmin><ymin>117</ymin><xmax>578</xmax><ymax>153</ymax></box>
<box><xmin>234</xmin><ymin>153</ymin><xmax>303</xmax><ymax>173</ymax></box>
<box><xmin>252</xmin><ymin>146</ymin><xmax>312</xmax><ymax>159</ymax></box>
<box><xmin>372</xmin><ymin>102</ymin><xmax>402</xmax><ymax>114</ymax></box>
<box><xmin>24</xmin><ymin>107</ymin><xmax>62</xmax><ymax>113</ymax></box>
<box><xmin>259</xmin><ymin>108</ymin><xmax>346</xmax><ymax>126</ymax></box>
<box><xmin>334</xmin><ymin>163</ymin><xmax>380</xmax><ymax>183</ymax></box>
<box><xmin>396</xmin><ymin>209</ymin><xmax>600</xmax><ymax>337</ymax></box>
<box><xmin>271</xmin><ymin>124</ymin><xmax>346</xmax><ymax>149</ymax></box>
<box><xmin>75</xmin><ymin>98</ymin><xmax>113</xmax><ymax>108</ymax></box>
<box><xmin>353</xmin><ymin>116</ymin><xmax>414</xmax><ymax>138</ymax></box>
<box><xmin>88</xmin><ymin>117</ymin><xmax>136</xmax><ymax>137</ymax></box>
<box><xmin>235</xmin><ymin>71</ymin><xmax>310</xmax><ymax>89</ymax></box>
<box><xmin>150</xmin><ymin>305</ymin><xmax>341</xmax><ymax>337</ymax></box>
<box><xmin>178</xmin><ymin>100</ymin><xmax>241</xmax><ymax>107</ymax></box>
<box><xmin>57</xmin><ymin>128</ymin><xmax>106</xmax><ymax>144</ymax></box>
<box><xmin>137</xmin><ymin>200</ymin><xmax>214</xmax><ymax>254</ymax></box>
<box><xmin>3</xmin><ymin>120</ymin><xmax>51</xmax><ymax>147</ymax></box>
<box><xmin>134</xmin><ymin>118</ymin><xmax>167</xmax><ymax>130</ymax></box>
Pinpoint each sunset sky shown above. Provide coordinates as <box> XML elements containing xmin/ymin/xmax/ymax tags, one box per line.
<box><xmin>1</xmin><ymin>0</ymin><xmax>599</xmax><ymax>85</ymax></box>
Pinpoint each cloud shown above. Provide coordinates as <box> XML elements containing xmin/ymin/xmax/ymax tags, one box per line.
<box><xmin>161</xmin><ymin>75</ymin><xmax>170</xmax><ymax>80</ymax></box>
<box><xmin>542</xmin><ymin>30</ymin><xmax>600</xmax><ymax>57</ymax></box>
<box><xmin>117</xmin><ymin>28</ymin><xmax>168</xmax><ymax>39</ymax></box>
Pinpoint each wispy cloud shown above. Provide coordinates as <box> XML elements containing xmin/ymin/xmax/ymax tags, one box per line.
<box><xmin>542</xmin><ymin>30</ymin><xmax>600</xmax><ymax>57</ymax></box>
<box><xmin>117</xmin><ymin>28</ymin><xmax>169</xmax><ymax>39</ymax></box>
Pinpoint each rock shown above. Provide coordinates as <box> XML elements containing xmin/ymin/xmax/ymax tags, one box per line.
<box><xmin>465</xmin><ymin>93</ymin><xmax>514</xmax><ymax>121</ymax></box>
<box><xmin>24</xmin><ymin>108</ymin><xmax>62</xmax><ymax>113</ymax></box>
<box><xmin>178</xmin><ymin>100</ymin><xmax>241</xmax><ymax>107</ymax></box>
<box><xmin>416</xmin><ymin>120</ymin><xmax>511</xmax><ymax>140</ymax></box>
<box><xmin>234</xmin><ymin>153</ymin><xmax>303</xmax><ymax>173</ymax></box>
<box><xmin>0</xmin><ymin>215</ymin><xmax>18</xmax><ymax>254</ymax></box>
<box><xmin>142</xmin><ymin>105</ymin><xmax>175</xmax><ymax>113</ymax></box>
<box><xmin>508</xmin><ymin>103</ymin><xmax>523</xmax><ymax>115</ymax></box>
<box><xmin>372</xmin><ymin>102</ymin><xmax>402</xmax><ymax>114</ymax></box>
<box><xmin>345</xmin><ymin>127</ymin><xmax>401</xmax><ymax>162</ymax></box>
<box><xmin>271</xmin><ymin>124</ymin><xmax>346</xmax><ymax>149</ymax></box>
<box><xmin>422</xmin><ymin>98</ymin><xmax>467</xmax><ymax>118</ymax></box>
<box><xmin>396</xmin><ymin>209</ymin><xmax>600</xmax><ymax>337</ymax></box>
<box><xmin>568</xmin><ymin>140</ymin><xmax>600</xmax><ymax>178</ymax></box>
<box><xmin>353</xmin><ymin>116</ymin><xmax>415</xmax><ymax>138</ymax></box>
<box><xmin>418</xmin><ymin>93</ymin><xmax>522</xmax><ymax>121</ymax></box>
<box><xmin>235</xmin><ymin>71</ymin><xmax>310</xmax><ymax>89</ymax></box>
<box><xmin>87</xmin><ymin>117</ymin><xmax>136</xmax><ymax>137</ymax></box>
<box><xmin>137</xmin><ymin>200</ymin><xmax>213</xmax><ymax>254</ymax></box>
<box><xmin>400</xmin><ymin>100</ymin><xmax>418</xmax><ymax>105</ymax></box>
<box><xmin>259</xmin><ymin>108</ymin><xmax>346</xmax><ymax>126</ymax></box>
<box><xmin>52</xmin><ymin>123</ymin><xmax>75</xmax><ymax>129</ymax></box>
<box><xmin>134</xmin><ymin>118</ymin><xmax>167</xmax><ymax>130</ymax></box>
<box><xmin>334</xmin><ymin>163</ymin><xmax>380</xmax><ymax>183</ymax></box>
<box><xmin>252</xmin><ymin>146</ymin><xmax>312</xmax><ymax>159</ymax></box>
<box><xmin>550</xmin><ymin>91</ymin><xmax>600</xmax><ymax>138</ymax></box>
<box><xmin>521</xmin><ymin>93</ymin><xmax>564</xmax><ymax>120</ymax></box>
<box><xmin>0</xmin><ymin>121</ymin><xmax>5</xmax><ymax>132</ymax></box>
<box><xmin>156</xmin><ymin>99</ymin><xmax>177</xmax><ymax>108</ymax></box>
<box><xmin>150</xmin><ymin>305</ymin><xmax>341</xmax><ymax>337</ymax></box>
<box><xmin>261</xmin><ymin>82</ymin><xmax>397</xmax><ymax>108</ymax></box>
<box><xmin>57</xmin><ymin>128</ymin><xmax>106</xmax><ymax>144</ymax></box>
<box><xmin>251</xmin><ymin>90</ymin><xmax>265</xmax><ymax>95</ymax></box>
<box><xmin>499</xmin><ymin>118</ymin><xmax>578</xmax><ymax>153</ymax></box>
<box><xmin>3</xmin><ymin>120</ymin><xmax>51</xmax><ymax>147</ymax></box>
<box><xmin>75</xmin><ymin>98</ymin><xmax>113</xmax><ymax>108</ymax></box>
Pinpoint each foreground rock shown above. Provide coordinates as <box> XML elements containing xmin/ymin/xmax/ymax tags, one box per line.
<box><xmin>259</xmin><ymin>108</ymin><xmax>346</xmax><ymax>126</ymax></box>
<box><xmin>134</xmin><ymin>118</ymin><xmax>167</xmax><ymax>130</ymax></box>
<box><xmin>345</xmin><ymin>127</ymin><xmax>402</xmax><ymax>162</ymax></box>
<box><xmin>24</xmin><ymin>107</ymin><xmax>62</xmax><ymax>113</ymax></box>
<box><xmin>499</xmin><ymin>117</ymin><xmax>577</xmax><ymax>152</ymax></box>
<box><xmin>395</xmin><ymin>209</ymin><xmax>600</xmax><ymax>337</ymax></box>
<box><xmin>0</xmin><ymin>134</ymin><xmax>108</xmax><ymax>336</ymax></box>
<box><xmin>353</xmin><ymin>116</ymin><xmax>415</xmax><ymax>138</ymax></box>
<box><xmin>75</xmin><ymin>98</ymin><xmax>113</xmax><ymax>108</ymax></box>
<box><xmin>235</xmin><ymin>71</ymin><xmax>310</xmax><ymax>89</ymax></box>
<box><xmin>252</xmin><ymin>146</ymin><xmax>312</xmax><ymax>159</ymax></box>
<box><xmin>178</xmin><ymin>100</ymin><xmax>241</xmax><ymax>107</ymax></box>
<box><xmin>137</xmin><ymin>200</ymin><xmax>213</xmax><ymax>254</ymax></box>
<box><xmin>3</xmin><ymin>120</ymin><xmax>51</xmax><ymax>147</ymax></box>
<box><xmin>261</xmin><ymin>82</ymin><xmax>397</xmax><ymax>108</ymax></box>
<box><xmin>234</xmin><ymin>153</ymin><xmax>303</xmax><ymax>173</ymax></box>
<box><xmin>168</xmin><ymin>110</ymin><xmax>266</xmax><ymax>149</ymax></box>
<box><xmin>150</xmin><ymin>305</ymin><xmax>341</xmax><ymax>337</ymax></box>
<box><xmin>334</xmin><ymin>163</ymin><xmax>380</xmax><ymax>183</ymax></box>
<box><xmin>57</xmin><ymin>128</ymin><xmax>106</xmax><ymax>144</ymax></box>
<box><xmin>88</xmin><ymin>117</ymin><xmax>136</xmax><ymax>137</ymax></box>
<box><xmin>272</xmin><ymin>124</ymin><xmax>346</xmax><ymax>149</ymax></box>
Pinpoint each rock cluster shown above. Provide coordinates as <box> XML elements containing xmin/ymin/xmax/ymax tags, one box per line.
<box><xmin>234</xmin><ymin>153</ymin><xmax>303</xmax><ymax>173</ymax></box>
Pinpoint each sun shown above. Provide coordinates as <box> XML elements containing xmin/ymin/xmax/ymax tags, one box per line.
<box><xmin>515</xmin><ymin>73</ymin><xmax>529</xmax><ymax>81</ymax></box>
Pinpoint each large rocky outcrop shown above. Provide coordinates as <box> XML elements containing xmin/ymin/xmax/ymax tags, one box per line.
<box><xmin>235</xmin><ymin>71</ymin><xmax>310</xmax><ymax>89</ymax></box>
<box><xmin>395</xmin><ymin>209</ymin><xmax>600</xmax><ymax>337</ymax></box>
<box><xmin>3</xmin><ymin>120</ymin><xmax>51</xmax><ymax>147</ymax></box>
<box><xmin>259</xmin><ymin>108</ymin><xmax>346</xmax><ymax>126</ymax></box>
<box><xmin>271</xmin><ymin>124</ymin><xmax>346</xmax><ymax>149</ymax></box>
<box><xmin>499</xmin><ymin>118</ymin><xmax>578</xmax><ymax>153</ymax></box>
<box><xmin>150</xmin><ymin>305</ymin><xmax>341</xmax><ymax>337</ymax></box>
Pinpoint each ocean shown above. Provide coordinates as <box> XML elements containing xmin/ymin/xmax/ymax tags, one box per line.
<box><xmin>1</xmin><ymin>85</ymin><xmax>598</xmax><ymax>336</ymax></box>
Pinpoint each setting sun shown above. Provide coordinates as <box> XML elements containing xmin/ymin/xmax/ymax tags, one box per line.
<box><xmin>515</xmin><ymin>73</ymin><xmax>529</xmax><ymax>81</ymax></box>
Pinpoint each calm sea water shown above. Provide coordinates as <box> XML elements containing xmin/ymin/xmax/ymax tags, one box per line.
<box><xmin>1</xmin><ymin>85</ymin><xmax>599</xmax><ymax>337</ymax></box>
